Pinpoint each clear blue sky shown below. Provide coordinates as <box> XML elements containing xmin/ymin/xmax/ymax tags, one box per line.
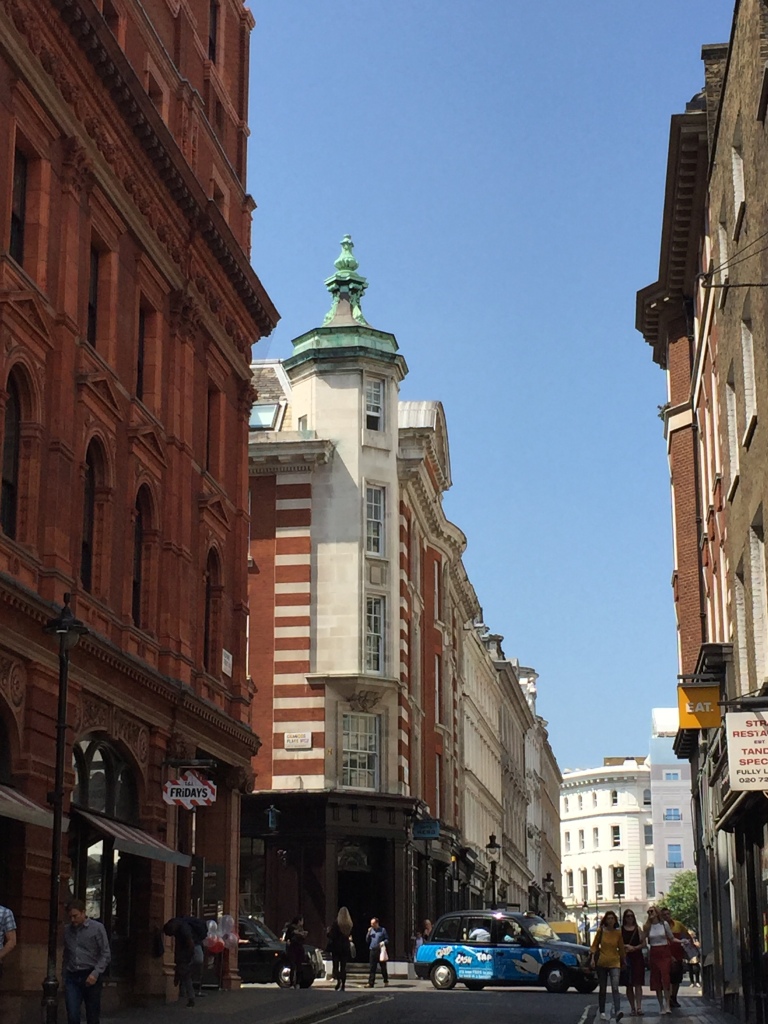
<box><xmin>247</xmin><ymin>2</ymin><xmax>734</xmax><ymax>771</ymax></box>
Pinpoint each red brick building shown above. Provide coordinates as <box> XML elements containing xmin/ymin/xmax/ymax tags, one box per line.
<box><xmin>0</xmin><ymin>0</ymin><xmax>276</xmax><ymax>1016</ymax></box>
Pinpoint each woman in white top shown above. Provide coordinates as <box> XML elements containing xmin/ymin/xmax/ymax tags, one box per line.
<box><xmin>643</xmin><ymin>906</ymin><xmax>677</xmax><ymax>1015</ymax></box>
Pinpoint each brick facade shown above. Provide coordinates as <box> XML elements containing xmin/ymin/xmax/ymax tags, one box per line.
<box><xmin>0</xmin><ymin>0</ymin><xmax>276</xmax><ymax>1016</ymax></box>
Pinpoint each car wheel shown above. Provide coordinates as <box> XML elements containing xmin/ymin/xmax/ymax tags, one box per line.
<box><xmin>430</xmin><ymin>962</ymin><xmax>457</xmax><ymax>990</ymax></box>
<box><xmin>463</xmin><ymin>981</ymin><xmax>486</xmax><ymax>991</ymax></box>
<box><xmin>276</xmin><ymin>965</ymin><xmax>293</xmax><ymax>988</ymax></box>
<box><xmin>574</xmin><ymin>978</ymin><xmax>598</xmax><ymax>994</ymax></box>
<box><xmin>543</xmin><ymin>963</ymin><xmax>570</xmax><ymax>993</ymax></box>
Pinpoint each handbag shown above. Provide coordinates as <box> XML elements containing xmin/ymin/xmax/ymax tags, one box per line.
<box><xmin>379</xmin><ymin>944</ymin><xmax>389</xmax><ymax>962</ymax></box>
<box><xmin>349</xmin><ymin>940</ymin><xmax>356</xmax><ymax>959</ymax></box>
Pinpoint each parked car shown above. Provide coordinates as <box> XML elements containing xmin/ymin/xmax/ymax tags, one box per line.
<box><xmin>414</xmin><ymin>909</ymin><xmax>598</xmax><ymax>993</ymax></box>
<box><xmin>238</xmin><ymin>916</ymin><xmax>325</xmax><ymax>987</ymax></box>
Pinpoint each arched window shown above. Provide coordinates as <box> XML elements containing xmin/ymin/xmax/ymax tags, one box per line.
<box><xmin>611</xmin><ymin>789</ymin><xmax>618</xmax><ymax>806</ymax></box>
<box><xmin>203</xmin><ymin>548</ymin><xmax>221</xmax><ymax>674</ymax></box>
<box><xmin>70</xmin><ymin>739</ymin><xmax>138</xmax><ymax>970</ymax></box>
<box><xmin>643</xmin><ymin>788</ymin><xmax>652</xmax><ymax>807</ymax></box>
<box><xmin>81</xmin><ymin>447</ymin><xmax>97</xmax><ymax>591</ymax></box>
<box><xmin>132</xmin><ymin>487</ymin><xmax>152</xmax><ymax>628</ymax></box>
<box><xmin>1</xmin><ymin>375</ymin><xmax>20</xmax><ymax>538</ymax></box>
<box><xmin>72</xmin><ymin>739</ymin><xmax>138</xmax><ymax>822</ymax></box>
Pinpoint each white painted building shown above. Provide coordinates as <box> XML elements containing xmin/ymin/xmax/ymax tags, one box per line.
<box><xmin>560</xmin><ymin>758</ymin><xmax>653</xmax><ymax>936</ymax></box>
<box><xmin>648</xmin><ymin>708</ymin><xmax>694</xmax><ymax>898</ymax></box>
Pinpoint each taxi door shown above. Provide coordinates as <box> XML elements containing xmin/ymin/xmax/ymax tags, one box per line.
<box><xmin>491</xmin><ymin>917</ymin><xmax>543</xmax><ymax>983</ymax></box>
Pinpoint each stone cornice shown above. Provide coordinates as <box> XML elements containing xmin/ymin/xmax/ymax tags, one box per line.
<box><xmin>248</xmin><ymin>435</ymin><xmax>335</xmax><ymax>474</ymax></box>
<box><xmin>636</xmin><ymin>110</ymin><xmax>709</xmax><ymax>367</ymax></box>
<box><xmin>0</xmin><ymin>573</ymin><xmax>259</xmax><ymax>759</ymax></box>
<box><xmin>4</xmin><ymin>0</ymin><xmax>278</xmax><ymax>344</ymax></box>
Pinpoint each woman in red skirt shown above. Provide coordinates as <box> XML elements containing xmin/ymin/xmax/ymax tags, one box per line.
<box><xmin>643</xmin><ymin>906</ymin><xmax>676</xmax><ymax>1015</ymax></box>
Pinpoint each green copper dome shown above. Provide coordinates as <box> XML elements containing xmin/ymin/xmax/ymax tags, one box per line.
<box><xmin>285</xmin><ymin>237</ymin><xmax>407</xmax><ymax>380</ymax></box>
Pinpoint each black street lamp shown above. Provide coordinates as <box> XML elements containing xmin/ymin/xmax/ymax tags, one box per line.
<box><xmin>542</xmin><ymin>871</ymin><xmax>556</xmax><ymax>918</ymax></box>
<box><xmin>486</xmin><ymin>833</ymin><xmax>501</xmax><ymax>910</ymax></box>
<box><xmin>581</xmin><ymin>901</ymin><xmax>590</xmax><ymax>945</ymax></box>
<box><xmin>42</xmin><ymin>594</ymin><xmax>88</xmax><ymax>1024</ymax></box>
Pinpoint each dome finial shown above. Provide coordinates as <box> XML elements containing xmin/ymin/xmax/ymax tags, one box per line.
<box><xmin>323</xmin><ymin>235</ymin><xmax>369</xmax><ymax>326</ymax></box>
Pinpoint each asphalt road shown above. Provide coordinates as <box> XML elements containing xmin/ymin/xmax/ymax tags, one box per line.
<box><xmin>331</xmin><ymin>988</ymin><xmax>594</xmax><ymax>1024</ymax></box>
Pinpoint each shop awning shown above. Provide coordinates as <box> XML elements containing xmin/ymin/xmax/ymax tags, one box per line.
<box><xmin>75</xmin><ymin>810</ymin><xmax>191</xmax><ymax>866</ymax></box>
<box><xmin>0</xmin><ymin>784</ymin><xmax>68</xmax><ymax>830</ymax></box>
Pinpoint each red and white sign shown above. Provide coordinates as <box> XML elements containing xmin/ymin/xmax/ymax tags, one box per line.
<box><xmin>163</xmin><ymin>770</ymin><xmax>217</xmax><ymax>809</ymax></box>
<box><xmin>726</xmin><ymin>711</ymin><xmax>768</xmax><ymax>790</ymax></box>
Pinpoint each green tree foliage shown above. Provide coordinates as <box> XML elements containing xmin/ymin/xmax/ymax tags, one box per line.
<box><xmin>663</xmin><ymin>870</ymin><xmax>699</xmax><ymax>931</ymax></box>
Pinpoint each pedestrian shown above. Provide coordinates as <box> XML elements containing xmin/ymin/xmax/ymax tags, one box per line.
<box><xmin>660</xmin><ymin>907</ymin><xmax>692</xmax><ymax>1009</ymax></box>
<box><xmin>620</xmin><ymin>908</ymin><xmax>646</xmax><ymax>1016</ymax></box>
<box><xmin>62</xmin><ymin>899</ymin><xmax>111</xmax><ymax>1024</ymax></box>
<box><xmin>284</xmin><ymin>916</ymin><xmax>307</xmax><ymax>988</ymax></box>
<box><xmin>643</xmin><ymin>905</ymin><xmax>676</xmax><ymax>1015</ymax></box>
<box><xmin>163</xmin><ymin>917</ymin><xmax>197</xmax><ymax>1007</ymax></box>
<box><xmin>590</xmin><ymin>910</ymin><xmax>626</xmax><ymax>1021</ymax></box>
<box><xmin>366</xmin><ymin>916</ymin><xmax>389</xmax><ymax>988</ymax></box>
<box><xmin>422</xmin><ymin>918</ymin><xmax>433</xmax><ymax>942</ymax></box>
<box><xmin>687</xmin><ymin>930</ymin><xmax>701</xmax><ymax>987</ymax></box>
<box><xmin>0</xmin><ymin>904</ymin><xmax>17</xmax><ymax>981</ymax></box>
<box><xmin>327</xmin><ymin>906</ymin><xmax>354</xmax><ymax>991</ymax></box>
<box><xmin>183</xmin><ymin>917</ymin><xmax>208</xmax><ymax>999</ymax></box>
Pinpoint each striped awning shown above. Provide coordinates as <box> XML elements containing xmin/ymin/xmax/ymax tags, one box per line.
<box><xmin>0</xmin><ymin>784</ymin><xmax>68</xmax><ymax>831</ymax></box>
<box><xmin>75</xmin><ymin>810</ymin><xmax>191</xmax><ymax>866</ymax></box>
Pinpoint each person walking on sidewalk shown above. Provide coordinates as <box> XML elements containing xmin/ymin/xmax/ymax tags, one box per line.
<box><xmin>661</xmin><ymin>906</ymin><xmax>693</xmax><ymax>1009</ymax></box>
<box><xmin>62</xmin><ymin>900</ymin><xmax>111</xmax><ymax>1024</ymax></box>
<box><xmin>644</xmin><ymin>905</ymin><xmax>677</xmax><ymax>1015</ymax></box>
<box><xmin>366</xmin><ymin>917</ymin><xmax>389</xmax><ymax>988</ymax></box>
<box><xmin>621</xmin><ymin>908</ymin><xmax>646</xmax><ymax>1017</ymax></box>
<box><xmin>284</xmin><ymin>916</ymin><xmax>308</xmax><ymax>989</ymax></box>
<box><xmin>327</xmin><ymin>907</ymin><xmax>354</xmax><ymax>991</ymax></box>
<box><xmin>0</xmin><ymin>904</ymin><xmax>17</xmax><ymax>982</ymax></box>
<box><xmin>590</xmin><ymin>910</ymin><xmax>626</xmax><ymax>1021</ymax></box>
<box><xmin>163</xmin><ymin>917</ymin><xmax>197</xmax><ymax>1007</ymax></box>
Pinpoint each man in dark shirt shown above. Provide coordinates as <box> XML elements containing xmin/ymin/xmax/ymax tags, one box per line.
<box><xmin>163</xmin><ymin>917</ymin><xmax>197</xmax><ymax>1006</ymax></box>
<box><xmin>62</xmin><ymin>900</ymin><xmax>111</xmax><ymax>1024</ymax></box>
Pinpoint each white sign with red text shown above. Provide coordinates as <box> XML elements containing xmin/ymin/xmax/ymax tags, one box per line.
<box><xmin>726</xmin><ymin>711</ymin><xmax>768</xmax><ymax>790</ymax></box>
<box><xmin>163</xmin><ymin>770</ymin><xmax>217</xmax><ymax>808</ymax></box>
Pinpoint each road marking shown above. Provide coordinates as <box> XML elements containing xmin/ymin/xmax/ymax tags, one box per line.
<box><xmin>577</xmin><ymin>1004</ymin><xmax>595</xmax><ymax>1024</ymax></box>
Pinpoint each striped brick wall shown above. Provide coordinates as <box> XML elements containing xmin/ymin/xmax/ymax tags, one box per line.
<box><xmin>249</xmin><ymin>470</ymin><xmax>326</xmax><ymax>791</ymax></box>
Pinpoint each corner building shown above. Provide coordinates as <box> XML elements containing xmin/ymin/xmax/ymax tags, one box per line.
<box><xmin>244</xmin><ymin>239</ymin><xmax>549</xmax><ymax>957</ymax></box>
<box><xmin>0</xmin><ymin>0</ymin><xmax>277</xmax><ymax>1017</ymax></box>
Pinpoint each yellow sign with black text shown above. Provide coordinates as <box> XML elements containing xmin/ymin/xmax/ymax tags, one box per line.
<box><xmin>677</xmin><ymin>685</ymin><xmax>722</xmax><ymax>728</ymax></box>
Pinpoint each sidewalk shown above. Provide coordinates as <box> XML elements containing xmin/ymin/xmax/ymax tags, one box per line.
<box><xmin>587</xmin><ymin>988</ymin><xmax>739</xmax><ymax>1023</ymax></box>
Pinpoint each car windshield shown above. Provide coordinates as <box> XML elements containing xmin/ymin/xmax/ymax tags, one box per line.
<box><xmin>522</xmin><ymin>915</ymin><xmax>559</xmax><ymax>942</ymax></box>
<box><xmin>241</xmin><ymin>918</ymin><xmax>279</xmax><ymax>942</ymax></box>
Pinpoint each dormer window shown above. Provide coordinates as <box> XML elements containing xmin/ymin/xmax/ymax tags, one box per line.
<box><xmin>365</xmin><ymin>379</ymin><xmax>384</xmax><ymax>431</ymax></box>
<box><xmin>250</xmin><ymin>403</ymin><xmax>281</xmax><ymax>430</ymax></box>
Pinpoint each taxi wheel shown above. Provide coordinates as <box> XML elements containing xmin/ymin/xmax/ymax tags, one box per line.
<box><xmin>543</xmin><ymin>963</ymin><xmax>570</xmax><ymax>993</ymax></box>
<box><xmin>430</xmin><ymin>962</ymin><xmax>458</xmax><ymax>990</ymax></box>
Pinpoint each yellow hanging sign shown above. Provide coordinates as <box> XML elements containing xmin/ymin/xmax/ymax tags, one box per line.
<box><xmin>677</xmin><ymin>684</ymin><xmax>722</xmax><ymax>728</ymax></box>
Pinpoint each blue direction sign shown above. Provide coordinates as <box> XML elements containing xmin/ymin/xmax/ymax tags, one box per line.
<box><xmin>412</xmin><ymin>818</ymin><xmax>440</xmax><ymax>840</ymax></box>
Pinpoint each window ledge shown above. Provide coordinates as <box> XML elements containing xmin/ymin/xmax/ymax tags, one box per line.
<box><xmin>742</xmin><ymin>412</ymin><xmax>757</xmax><ymax>449</ymax></box>
<box><xmin>727</xmin><ymin>473</ymin><xmax>740</xmax><ymax>503</ymax></box>
<box><xmin>733</xmin><ymin>200</ymin><xmax>746</xmax><ymax>242</ymax></box>
<box><xmin>362</xmin><ymin>430</ymin><xmax>391</xmax><ymax>452</ymax></box>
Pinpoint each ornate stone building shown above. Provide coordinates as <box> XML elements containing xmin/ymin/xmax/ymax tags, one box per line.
<box><xmin>243</xmin><ymin>239</ymin><xmax>558</xmax><ymax>958</ymax></box>
<box><xmin>0</xmin><ymin>0</ymin><xmax>276</xmax><ymax>1016</ymax></box>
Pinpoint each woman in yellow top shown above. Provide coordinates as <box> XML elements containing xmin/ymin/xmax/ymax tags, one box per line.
<box><xmin>591</xmin><ymin>910</ymin><xmax>626</xmax><ymax>1021</ymax></box>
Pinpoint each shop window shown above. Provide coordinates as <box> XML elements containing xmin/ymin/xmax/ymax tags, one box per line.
<box><xmin>1</xmin><ymin>375</ymin><xmax>20</xmax><ymax>539</ymax></box>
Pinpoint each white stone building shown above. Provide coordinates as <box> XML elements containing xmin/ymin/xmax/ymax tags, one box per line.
<box><xmin>560</xmin><ymin>758</ymin><xmax>653</xmax><ymax>936</ymax></box>
<box><xmin>648</xmin><ymin>709</ymin><xmax>694</xmax><ymax>899</ymax></box>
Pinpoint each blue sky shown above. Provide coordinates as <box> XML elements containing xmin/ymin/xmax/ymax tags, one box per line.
<box><xmin>246</xmin><ymin>2</ymin><xmax>734</xmax><ymax>771</ymax></box>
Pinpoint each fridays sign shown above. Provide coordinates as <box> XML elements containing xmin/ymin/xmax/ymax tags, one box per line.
<box><xmin>726</xmin><ymin>711</ymin><xmax>768</xmax><ymax>790</ymax></box>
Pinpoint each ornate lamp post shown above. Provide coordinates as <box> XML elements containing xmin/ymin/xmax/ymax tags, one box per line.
<box><xmin>542</xmin><ymin>872</ymin><xmax>556</xmax><ymax>919</ymax></box>
<box><xmin>486</xmin><ymin>833</ymin><xmax>501</xmax><ymax>910</ymax></box>
<box><xmin>42</xmin><ymin>594</ymin><xmax>88</xmax><ymax>1024</ymax></box>
<box><xmin>614</xmin><ymin>890</ymin><xmax>623</xmax><ymax>921</ymax></box>
<box><xmin>581</xmin><ymin>901</ymin><xmax>590</xmax><ymax>945</ymax></box>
